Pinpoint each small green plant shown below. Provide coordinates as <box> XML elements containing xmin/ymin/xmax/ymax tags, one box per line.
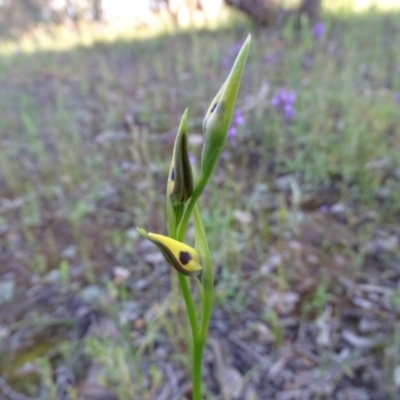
<box><xmin>137</xmin><ymin>35</ymin><xmax>251</xmax><ymax>399</ymax></box>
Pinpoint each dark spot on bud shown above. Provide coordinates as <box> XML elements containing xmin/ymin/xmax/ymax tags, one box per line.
<box><xmin>210</xmin><ymin>102</ymin><xmax>218</xmax><ymax>114</ymax></box>
<box><xmin>170</xmin><ymin>168</ymin><xmax>175</xmax><ymax>181</ymax></box>
<box><xmin>179</xmin><ymin>251</ymin><xmax>192</xmax><ymax>265</ymax></box>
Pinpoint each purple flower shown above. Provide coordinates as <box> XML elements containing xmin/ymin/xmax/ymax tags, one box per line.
<box><xmin>228</xmin><ymin>127</ymin><xmax>237</xmax><ymax>141</ymax></box>
<box><xmin>286</xmin><ymin>91</ymin><xmax>296</xmax><ymax>103</ymax></box>
<box><xmin>227</xmin><ymin>110</ymin><xmax>244</xmax><ymax>144</ymax></box>
<box><xmin>233</xmin><ymin>110</ymin><xmax>244</xmax><ymax>126</ymax></box>
<box><xmin>271</xmin><ymin>96</ymin><xmax>280</xmax><ymax>108</ymax></box>
<box><xmin>311</xmin><ymin>22</ymin><xmax>326</xmax><ymax>40</ymax></box>
<box><xmin>189</xmin><ymin>152</ymin><xmax>196</xmax><ymax>166</ymax></box>
<box><xmin>271</xmin><ymin>88</ymin><xmax>297</xmax><ymax>123</ymax></box>
<box><xmin>283</xmin><ymin>103</ymin><xmax>296</xmax><ymax>121</ymax></box>
<box><xmin>394</xmin><ymin>92</ymin><xmax>400</xmax><ymax>104</ymax></box>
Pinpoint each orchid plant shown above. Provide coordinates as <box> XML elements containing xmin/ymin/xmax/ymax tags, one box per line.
<box><xmin>137</xmin><ymin>35</ymin><xmax>251</xmax><ymax>399</ymax></box>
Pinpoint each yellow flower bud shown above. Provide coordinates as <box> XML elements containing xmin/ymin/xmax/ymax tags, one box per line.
<box><xmin>137</xmin><ymin>228</ymin><xmax>202</xmax><ymax>276</ymax></box>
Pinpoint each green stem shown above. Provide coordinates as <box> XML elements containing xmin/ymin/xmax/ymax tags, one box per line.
<box><xmin>192</xmin><ymin>337</ymin><xmax>205</xmax><ymax>400</ymax></box>
<box><xmin>177</xmin><ymin>174</ymin><xmax>207</xmax><ymax>241</ymax></box>
<box><xmin>169</xmin><ymin>183</ymin><xmax>213</xmax><ymax>400</ymax></box>
<box><xmin>192</xmin><ymin>205</ymin><xmax>214</xmax><ymax>400</ymax></box>
<box><xmin>177</xmin><ymin>272</ymin><xmax>199</xmax><ymax>343</ymax></box>
<box><xmin>193</xmin><ymin>206</ymin><xmax>213</xmax><ymax>341</ymax></box>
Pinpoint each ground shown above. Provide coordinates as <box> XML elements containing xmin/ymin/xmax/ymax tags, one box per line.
<box><xmin>0</xmin><ymin>4</ymin><xmax>400</xmax><ymax>400</ymax></box>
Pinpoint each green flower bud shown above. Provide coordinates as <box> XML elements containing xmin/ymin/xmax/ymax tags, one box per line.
<box><xmin>200</xmin><ymin>35</ymin><xmax>251</xmax><ymax>182</ymax></box>
<box><xmin>167</xmin><ymin>109</ymin><xmax>194</xmax><ymax>205</ymax></box>
<box><xmin>137</xmin><ymin>228</ymin><xmax>202</xmax><ymax>276</ymax></box>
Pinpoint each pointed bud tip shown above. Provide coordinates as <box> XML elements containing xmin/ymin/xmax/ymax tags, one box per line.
<box><xmin>180</xmin><ymin>108</ymin><xmax>189</xmax><ymax>128</ymax></box>
<box><xmin>136</xmin><ymin>227</ymin><xmax>147</xmax><ymax>237</ymax></box>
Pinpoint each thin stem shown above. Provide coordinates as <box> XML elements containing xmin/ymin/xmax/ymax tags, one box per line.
<box><xmin>177</xmin><ymin>194</ymin><xmax>199</xmax><ymax>242</ymax></box>
<box><xmin>192</xmin><ymin>337</ymin><xmax>205</xmax><ymax>400</ymax></box>
<box><xmin>193</xmin><ymin>206</ymin><xmax>213</xmax><ymax>341</ymax></box>
<box><xmin>178</xmin><ymin>174</ymin><xmax>207</xmax><ymax>241</ymax></box>
<box><xmin>169</xmin><ymin>168</ymin><xmax>214</xmax><ymax>400</ymax></box>
<box><xmin>191</xmin><ymin>205</ymin><xmax>214</xmax><ymax>400</ymax></box>
<box><xmin>177</xmin><ymin>272</ymin><xmax>199</xmax><ymax>342</ymax></box>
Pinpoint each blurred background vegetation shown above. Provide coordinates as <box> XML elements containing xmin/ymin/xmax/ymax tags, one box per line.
<box><xmin>0</xmin><ymin>0</ymin><xmax>399</xmax><ymax>399</ymax></box>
